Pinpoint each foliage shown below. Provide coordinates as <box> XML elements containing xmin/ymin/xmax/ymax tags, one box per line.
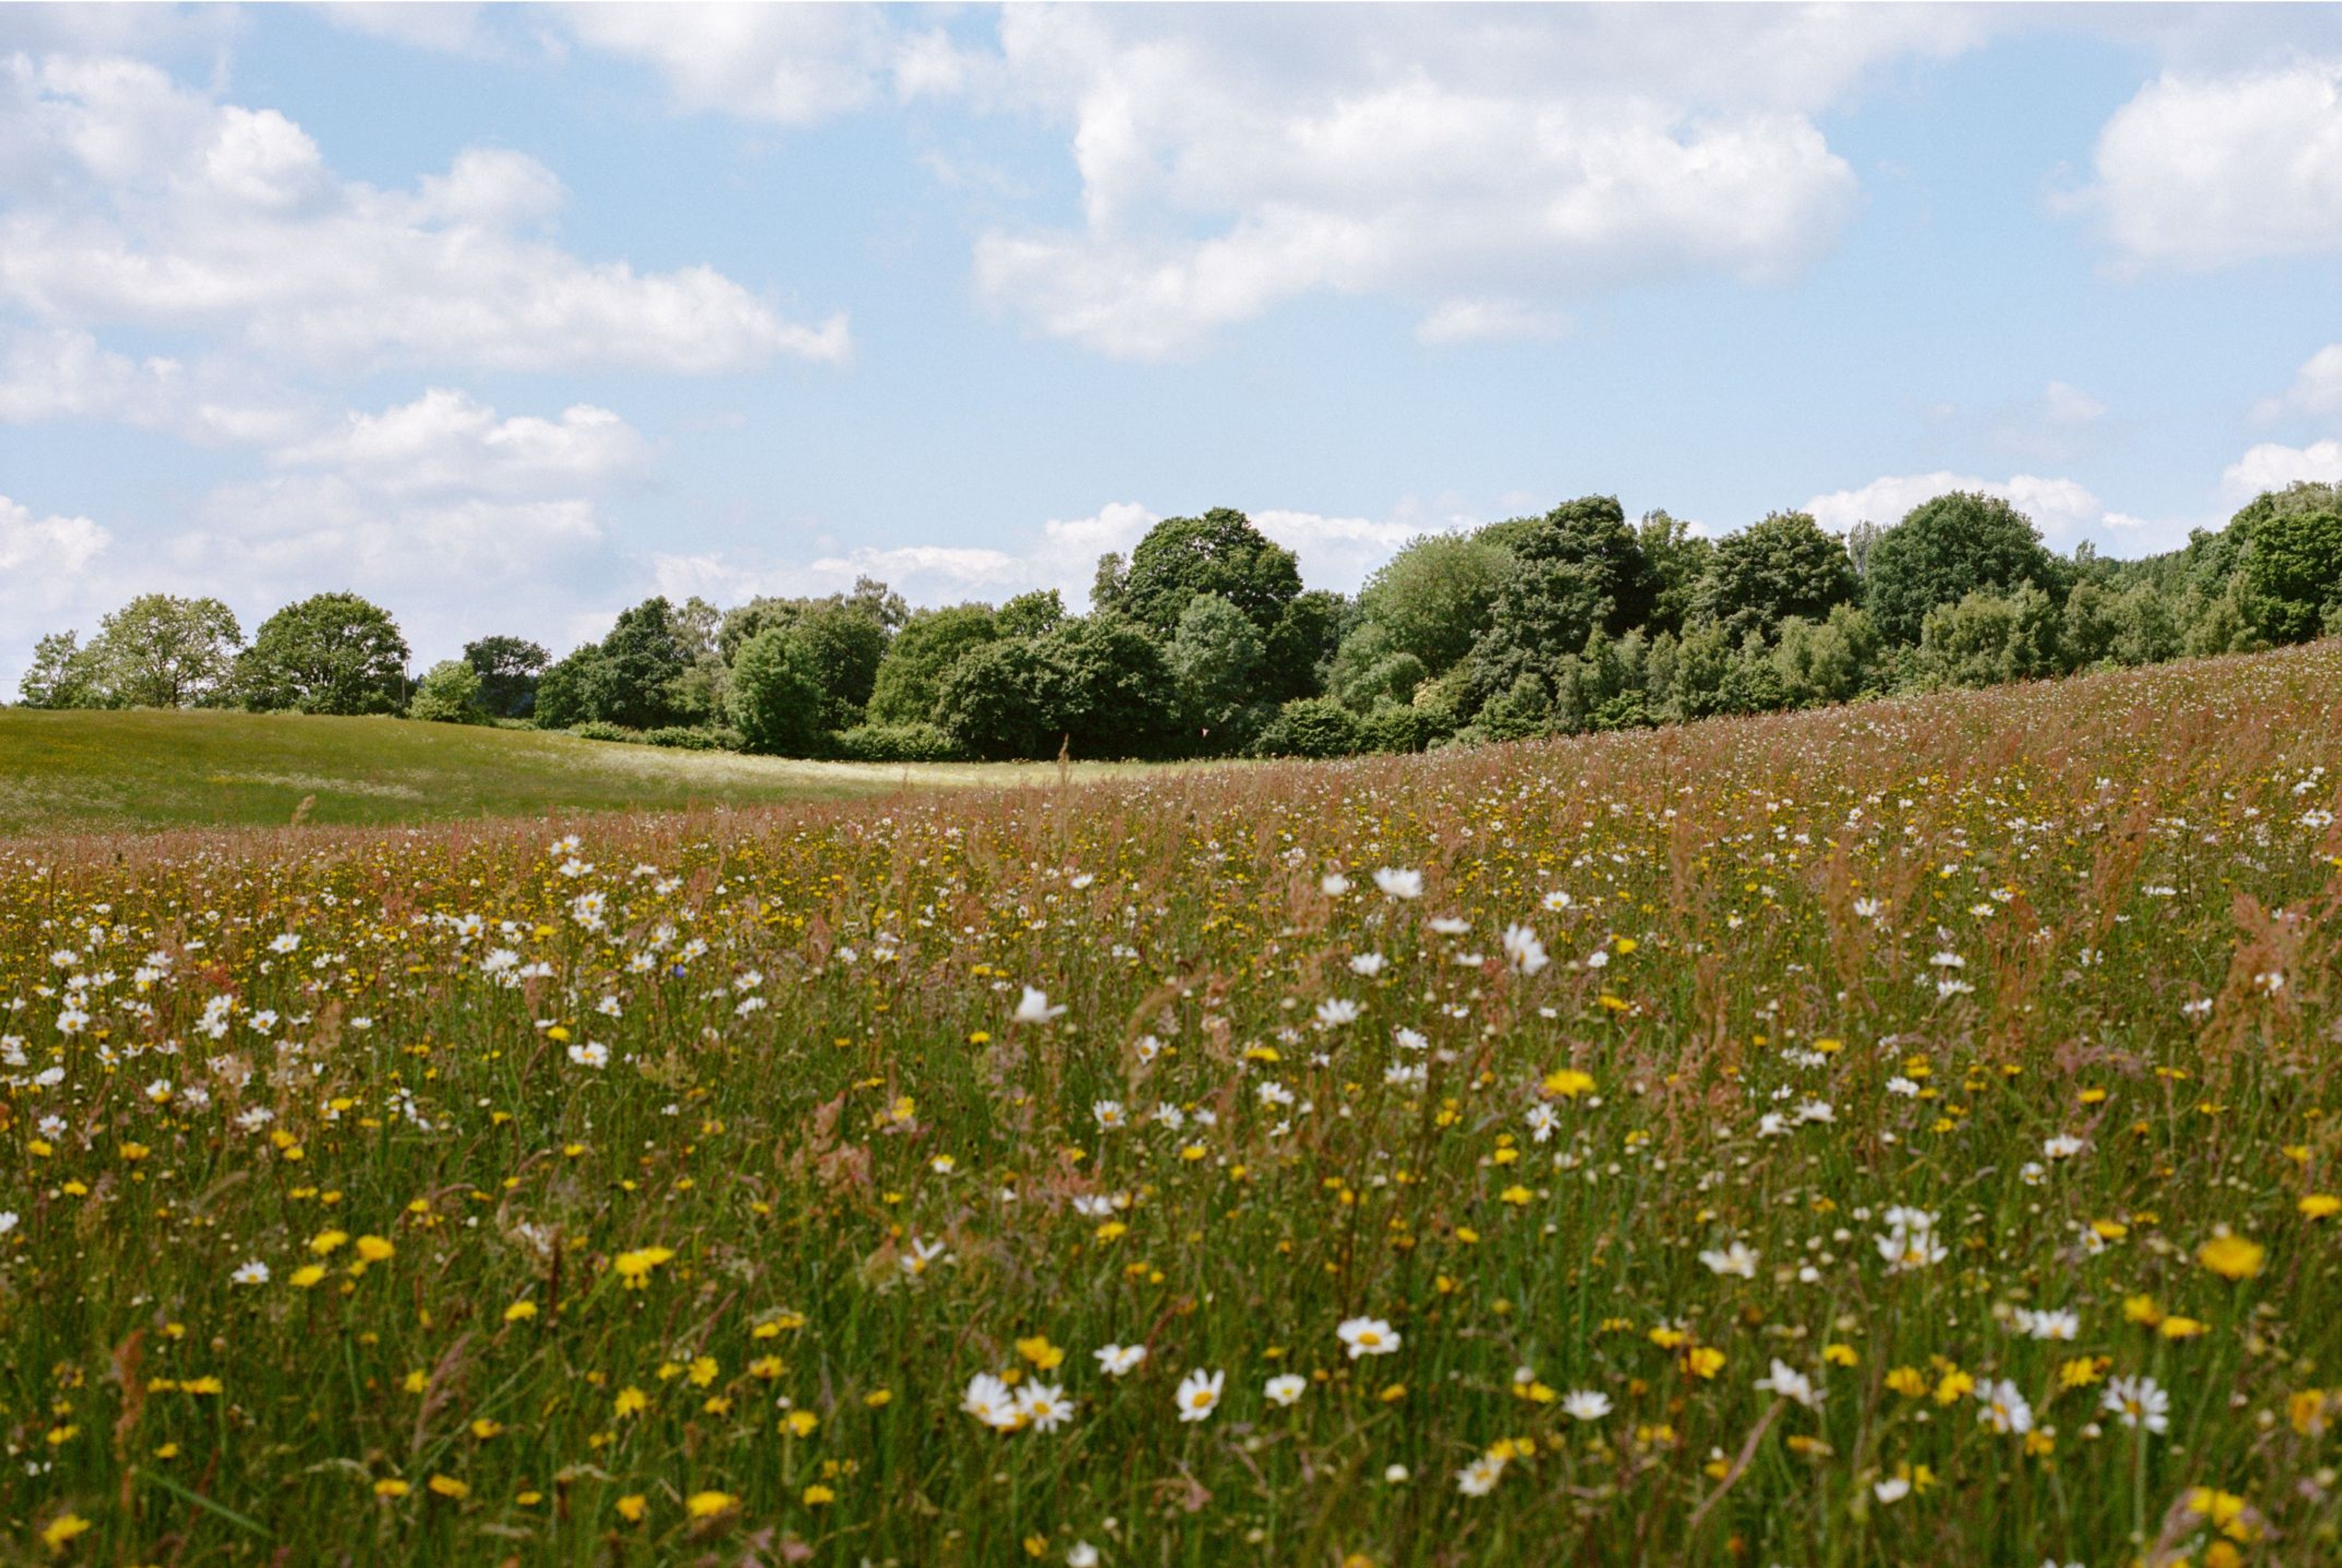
<box><xmin>14</xmin><ymin>632</ymin><xmax>99</xmax><ymax>709</ymax></box>
<box><xmin>1111</xmin><ymin>507</ymin><xmax>1303</xmax><ymax>635</ymax></box>
<box><xmin>588</xmin><ymin>597</ymin><xmax>697</xmax><ymax>732</ymax></box>
<box><xmin>407</xmin><ymin>659</ymin><xmax>486</xmax><ymax>724</ymax></box>
<box><xmin>867</xmin><ymin>606</ymin><xmax>999</xmax><ymax>727</ymax></box>
<box><xmin>2241</xmin><ymin>504</ymin><xmax>2342</xmax><ymax>645</ymax></box>
<box><xmin>1252</xmin><ymin>693</ymin><xmax>1364</xmax><ymax>757</ymax></box>
<box><xmin>1353</xmin><ymin>532</ymin><xmax>1513</xmax><ymax>675</ymax></box>
<box><xmin>1467</xmin><ymin>496</ymin><xmax>1653</xmax><ymax>715</ymax></box>
<box><xmin>1040</xmin><ymin>615</ymin><xmax>1183</xmax><ymax>759</ymax></box>
<box><xmin>1916</xmin><ymin>585</ymin><xmax>2065</xmax><ymax>689</ymax></box>
<box><xmin>1865</xmin><ymin>491</ymin><xmax>2064</xmax><ymax>644</ymax></box>
<box><xmin>463</xmin><ymin>635</ymin><xmax>550</xmax><ymax>720</ymax></box>
<box><xmin>1167</xmin><ymin>593</ymin><xmax>1266</xmax><ymax>748</ymax></box>
<box><xmin>831</xmin><ymin>723</ymin><xmax>967</xmax><ymax>763</ymax></box>
<box><xmin>936</xmin><ymin>639</ymin><xmax>1062</xmax><ymax>762</ymax></box>
<box><xmin>1692</xmin><ymin>510</ymin><xmax>1858</xmax><ymax>643</ymax></box>
<box><xmin>234</xmin><ymin>591</ymin><xmax>410</xmax><ymax>715</ymax></box>
<box><xmin>86</xmin><ymin>593</ymin><xmax>245</xmax><ymax>709</ymax></box>
<box><xmin>728</xmin><ymin>624</ymin><xmax>829</xmax><ymax>757</ymax></box>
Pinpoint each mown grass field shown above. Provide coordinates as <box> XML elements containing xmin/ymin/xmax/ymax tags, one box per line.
<box><xmin>7</xmin><ymin>644</ymin><xmax>2342</xmax><ymax>1566</ymax></box>
<box><xmin>0</xmin><ymin>709</ymin><xmax>1166</xmax><ymax>837</ymax></box>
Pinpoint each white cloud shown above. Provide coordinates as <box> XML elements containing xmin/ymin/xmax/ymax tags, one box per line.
<box><xmin>555</xmin><ymin>3</ymin><xmax>897</xmax><ymax>125</ymax></box>
<box><xmin>314</xmin><ymin>3</ymin><xmax>495</xmax><ymax>57</ymax></box>
<box><xmin>0</xmin><ymin>326</ymin><xmax>310</xmax><ymax>445</ymax></box>
<box><xmin>1414</xmin><ymin>299</ymin><xmax>1573</xmax><ymax>348</ymax></box>
<box><xmin>271</xmin><ymin>388</ymin><xmax>649</xmax><ymax>498</ymax></box>
<box><xmin>2041</xmin><ymin>381</ymin><xmax>2107</xmax><ymax>427</ymax></box>
<box><xmin>2221</xmin><ymin>439</ymin><xmax>2342</xmax><ymax>504</ymax></box>
<box><xmin>0</xmin><ymin>490</ymin><xmax>109</xmax><ymax>579</ymax></box>
<box><xmin>2254</xmin><ymin>343</ymin><xmax>2342</xmax><ymax>421</ymax></box>
<box><xmin>0</xmin><ymin>53</ymin><xmax>848</xmax><ymax>373</ymax></box>
<box><xmin>940</xmin><ymin>6</ymin><xmax>2006</xmax><ymax>358</ymax></box>
<box><xmin>2078</xmin><ymin>60</ymin><xmax>2342</xmax><ymax>269</ymax></box>
<box><xmin>1805</xmin><ymin>470</ymin><xmax>2161</xmax><ymax>545</ymax></box>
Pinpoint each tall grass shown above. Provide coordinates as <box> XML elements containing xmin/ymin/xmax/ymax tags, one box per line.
<box><xmin>5</xmin><ymin>644</ymin><xmax>2341</xmax><ymax>1565</ymax></box>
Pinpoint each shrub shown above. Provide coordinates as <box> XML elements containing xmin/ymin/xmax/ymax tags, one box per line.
<box><xmin>1252</xmin><ymin>696</ymin><xmax>1363</xmax><ymax>758</ymax></box>
<box><xmin>642</xmin><ymin>726</ymin><xmax>741</xmax><ymax>751</ymax></box>
<box><xmin>407</xmin><ymin>659</ymin><xmax>486</xmax><ymax>725</ymax></box>
<box><xmin>832</xmin><ymin>723</ymin><xmax>966</xmax><ymax>762</ymax></box>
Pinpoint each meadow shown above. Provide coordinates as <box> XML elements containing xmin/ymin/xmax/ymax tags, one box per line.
<box><xmin>6</xmin><ymin>642</ymin><xmax>2342</xmax><ymax>1566</ymax></box>
<box><xmin>0</xmin><ymin>708</ymin><xmax>1163</xmax><ymax>837</ymax></box>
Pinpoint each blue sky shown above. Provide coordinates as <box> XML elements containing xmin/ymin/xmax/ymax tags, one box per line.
<box><xmin>5</xmin><ymin>2</ymin><xmax>2342</xmax><ymax>687</ymax></box>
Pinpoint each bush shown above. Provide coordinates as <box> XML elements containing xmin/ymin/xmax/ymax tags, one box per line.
<box><xmin>832</xmin><ymin>723</ymin><xmax>966</xmax><ymax>762</ymax></box>
<box><xmin>1358</xmin><ymin>704</ymin><xmax>1434</xmax><ymax>754</ymax></box>
<box><xmin>407</xmin><ymin>659</ymin><xmax>486</xmax><ymax>725</ymax></box>
<box><xmin>570</xmin><ymin>720</ymin><xmax>640</xmax><ymax>743</ymax></box>
<box><xmin>1252</xmin><ymin>696</ymin><xmax>1363</xmax><ymax>758</ymax></box>
<box><xmin>643</xmin><ymin>726</ymin><xmax>741</xmax><ymax>751</ymax></box>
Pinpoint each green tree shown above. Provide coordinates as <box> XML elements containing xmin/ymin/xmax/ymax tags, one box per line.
<box><xmin>235</xmin><ymin>592</ymin><xmax>409</xmax><ymax>715</ymax></box>
<box><xmin>996</xmin><ymin>589</ymin><xmax>1066</xmax><ymax>640</ymax></box>
<box><xmin>1167</xmin><ymin>592</ymin><xmax>1266</xmax><ymax>748</ymax></box>
<box><xmin>1466</xmin><ymin>496</ymin><xmax>1652</xmax><ymax>714</ymax></box>
<box><xmin>587</xmin><ymin>597</ymin><xmax>693</xmax><ymax>730</ymax></box>
<box><xmin>1637</xmin><ymin>510</ymin><xmax>1714</xmax><ymax>639</ymax></box>
<box><xmin>82</xmin><ymin>593</ymin><xmax>244</xmax><ymax>707</ymax></box>
<box><xmin>935</xmin><ymin>639</ymin><xmax>1059</xmax><ymax>761</ymax></box>
<box><xmin>1040</xmin><ymin>615</ymin><xmax>1179</xmax><ymax>758</ymax></box>
<box><xmin>1864</xmin><ymin>492</ymin><xmax>2063</xmax><ymax>644</ymax></box>
<box><xmin>532</xmin><ymin>646</ymin><xmax>603</xmax><ymax>730</ymax></box>
<box><xmin>2242</xmin><ymin>504</ymin><xmax>2342</xmax><ymax>644</ymax></box>
<box><xmin>15</xmin><ymin>631</ymin><xmax>101</xmax><ymax>709</ymax></box>
<box><xmin>408</xmin><ymin>659</ymin><xmax>485</xmax><ymax>723</ymax></box>
<box><xmin>728</xmin><ymin>625</ymin><xmax>828</xmax><ymax>756</ymax></box>
<box><xmin>791</xmin><ymin>600</ymin><xmax>889</xmax><ymax>731</ymax></box>
<box><xmin>867</xmin><ymin>605</ymin><xmax>999</xmax><ymax>726</ymax></box>
<box><xmin>1115</xmin><ymin>509</ymin><xmax>1302</xmax><ymax>636</ymax></box>
<box><xmin>1352</xmin><ymin>532</ymin><xmax>1512</xmax><ymax>675</ymax></box>
<box><xmin>462</xmin><ymin>636</ymin><xmax>548</xmax><ymax>719</ymax></box>
<box><xmin>1693</xmin><ymin>511</ymin><xmax>1857</xmax><ymax>643</ymax></box>
<box><xmin>1771</xmin><ymin>604</ymin><xmax>1883</xmax><ymax>706</ymax></box>
<box><xmin>1259</xmin><ymin>589</ymin><xmax>1347</xmax><ymax>704</ymax></box>
<box><xmin>1916</xmin><ymin>585</ymin><xmax>2063</xmax><ymax>689</ymax></box>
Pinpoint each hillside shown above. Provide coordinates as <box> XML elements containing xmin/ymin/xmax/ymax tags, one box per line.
<box><xmin>7</xmin><ymin>643</ymin><xmax>2342</xmax><ymax>1564</ymax></box>
<box><xmin>0</xmin><ymin>709</ymin><xmax>1162</xmax><ymax>837</ymax></box>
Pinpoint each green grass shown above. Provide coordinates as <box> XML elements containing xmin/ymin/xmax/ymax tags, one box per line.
<box><xmin>7</xmin><ymin>648</ymin><xmax>2342</xmax><ymax>1565</ymax></box>
<box><xmin>0</xmin><ymin>709</ymin><xmax>1169</xmax><ymax>836</ymax></box>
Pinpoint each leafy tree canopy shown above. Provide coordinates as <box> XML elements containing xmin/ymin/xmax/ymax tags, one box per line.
<box><xmin>1693</xmin><ymin>510</ymin><xmax>1858</xmax><ymax>643</ymax></box>
<box><xmin>463</xmin><ymin>635</ymin><xmax>548</xmax><ymax>719</ymax></box>
<box><xmin>236</xmin><ymin>592</ymin><xmax>409</xmax><ymax>715</ymax></box>
<box><xmin>1113</xmin><ymin>508</ymin><xmax>1302</xmax><ymax>635</ymax></box>
<box><xmin>1865</xmin><ymin>491</ymin><xmax>2061</xmax><ymax>645</ymax></box>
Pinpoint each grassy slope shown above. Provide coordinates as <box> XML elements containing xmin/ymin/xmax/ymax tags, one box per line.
<box><xmin>0</xmin><ymin>709</ymin><xmax>1165</xmax><ymax>836</ymax></box>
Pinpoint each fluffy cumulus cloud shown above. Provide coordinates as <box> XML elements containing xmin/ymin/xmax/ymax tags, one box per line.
<box><xmin>2221</xmin><ymin>440</ymin><xmax>2342</xmax><ymax>504</ymax></box>
<box><xmin>270</xmin><ymin>388</ymin><xmax>650</xmax><ymax>499</ymax></box>
<box><xmin>560</xmin><ymin>5</ymin><xmax>1985</xmax><ymax>358</ymax></box>
<box><xmin>556</xmin><ymin>3</ymin><xmax>901</xmax><ymax>124</ymax></box>
<box><xmin>1805</xmin><ymin>471</ymin><xmax>2158</xmax><ymax>545</ymax></box>
<box><xmin>961</xmin><ymin>7</ymin><xmax>1905</xmax><ymax>359</ymax></box>
<box><xmin>0</xmin><ymin>54</ymin><xmax>847</xmax><ymax>373</ymax></box>
<box><xmin>2255</xmin><ymin>343</ymin><xmax>2342</xmax><ymax>421</ymax></box>
<box><xmin>2079</xmin><ymin>58</ymin><xmax>2342</xmax><ymax>268</ymax></box>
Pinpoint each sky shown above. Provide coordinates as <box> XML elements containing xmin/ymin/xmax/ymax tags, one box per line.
<box><xmin>5</xmin><ymin>2</ymin><xmax>2342</xmax><ymax>689</ymax></box>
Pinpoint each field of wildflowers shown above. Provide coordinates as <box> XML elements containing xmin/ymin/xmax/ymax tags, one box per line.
<box><xmin>7</xmin><ymin>643</ymin><xmax>2342</xmax><ymax>1566</ymax></box>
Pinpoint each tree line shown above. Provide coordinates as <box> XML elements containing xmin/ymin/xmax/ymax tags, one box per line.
<box><xmin>15</xmin><ymin>482</ymin><xmax>2342</xmax><ymax>759</ymax></box>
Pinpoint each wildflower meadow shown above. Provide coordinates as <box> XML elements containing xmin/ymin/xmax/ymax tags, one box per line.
<box><xmin>9</xmin><ymin>642</ymin><xmax>2342</xmax><ymax>1566</ymax></box>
